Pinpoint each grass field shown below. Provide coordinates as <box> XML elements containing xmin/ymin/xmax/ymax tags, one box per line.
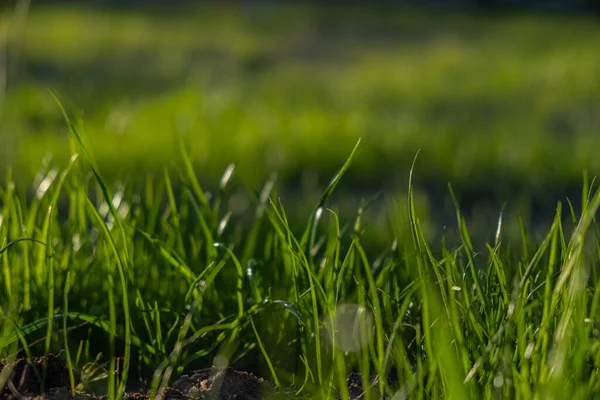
<box><xmin>2</xmin><ymin>3</ymin><xmax>600</xmax><ymax>399</ymax></box>
<box><xmin>2</xmin><ymin>5</ymin><xmax>600</xmax><ymax>193</ymax></box>
<box><xmin>2</xmin><ymin>129</ymin><xmax>600</xmax><ymax>398</ymax></box>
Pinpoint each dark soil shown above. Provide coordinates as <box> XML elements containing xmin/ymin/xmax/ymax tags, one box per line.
<box><xmin>164</xmin><ymin>368</ymin><xmax>283</xmax><ymax>400</ymax></box>
<box><xmin>0</xmin><ymin>354</ymin><xmax>77</xmax><ymax>399</ymax></box>
<box><xmin>0</xmin><ymin>354</ymin><xmax>386</xmax><ymax>399</ymax></box>
<box><xmin>0</xmin><ymin>354</ymin><xmax>282</xmax><ymax>400</ymax></box>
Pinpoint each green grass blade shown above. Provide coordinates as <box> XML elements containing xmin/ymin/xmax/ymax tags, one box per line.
<box><xmin>300</xmin><ymin>138</ymin><xmax>361</xmax><ymax>249</ymax></box>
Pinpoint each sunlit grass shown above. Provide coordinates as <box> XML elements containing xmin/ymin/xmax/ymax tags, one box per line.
<box><xmin>2</xmin><ymin>5</ymin><xmax>600</xmax><ymax>398</ymax></box>
<box><xmin>2</xmin><ymin>104</ymin><xmax>600</xmax><ymax>397</ymax></box>
<box><xmin>2</xmin><ymin>5</ymin><xmax>600</xmax><ymax>193</ymax></box>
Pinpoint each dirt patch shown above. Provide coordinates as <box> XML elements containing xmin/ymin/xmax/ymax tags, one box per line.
<box><xmin>0</xmin><ymin>354</ymin><xmax>77</xmax><ymax>399</ymax></box>
<box><xmin>0</xmin><ymin>355</ymin><xmax>287</xmax><ymax>400</ymax></box>
<box><xmin>163</xmin><ymin>367</ymin><xmax>287</xmax><ymax>400</ymax></box>
<box><xmin>0</xmin><ymin>354</ymin><xmax>382</xmax><ymax>399</ymax></box>
<box><xmin>13</xmin><ymin>387</ymin><xmax>98</xmax><ymax>399</ymax></box>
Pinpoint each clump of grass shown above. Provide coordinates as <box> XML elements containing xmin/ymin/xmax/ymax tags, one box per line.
<box><xmin>2</xmin><ymin>103</ymin><xmax>600</xmax><ymax>399</ymax></box>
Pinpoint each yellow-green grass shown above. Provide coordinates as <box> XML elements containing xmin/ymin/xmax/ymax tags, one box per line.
<box><xmin>2</xmin><ymin>130</ymin><xmax>600</xmax><ymax>398</ymax></box>
<box><xmin>1</xmin><ymin>5</ymin><xmax>599</xmax><ymax>195</ymax></box>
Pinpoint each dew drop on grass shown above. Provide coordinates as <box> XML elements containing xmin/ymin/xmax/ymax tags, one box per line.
<box><xmin>246</xmin><ymin>261</ymin><xmax>254</xmax><ymax>280</ymax></box>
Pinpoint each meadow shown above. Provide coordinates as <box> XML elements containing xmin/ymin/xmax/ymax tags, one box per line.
<box><xmin>2</xmin><ymin>6</ymin><xmax>600</xmax><ymax>192</ymax></box>
<box><xmin>1</xmin><ymin>4</ymin><xmax>600</xmax><ymax>399</ymax></box>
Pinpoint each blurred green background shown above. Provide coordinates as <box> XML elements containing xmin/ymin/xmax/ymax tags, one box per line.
<box><xmin>1</xmin><ymin>2</ymin><xmax>599</xmax><ymax>236</ymax></box>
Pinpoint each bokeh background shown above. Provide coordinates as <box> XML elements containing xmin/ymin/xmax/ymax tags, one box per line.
<box><xmin>1</xmin><ymin>0</ymin><xmax>599</xmax><ymax>242</ymax></box>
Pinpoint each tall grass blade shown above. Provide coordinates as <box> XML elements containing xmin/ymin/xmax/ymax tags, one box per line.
<box><xmin>51</xmin><ymin>91</ymin><xmax>132</xmax><ymax>399</ymax></box>
<box><xmin>300</xmin><ymin>138</ymin><xmax>361</xmax><ymax>249</ymax></box>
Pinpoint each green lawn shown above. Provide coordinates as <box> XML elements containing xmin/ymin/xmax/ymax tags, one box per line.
<box><xmin>2</xmin><ymin>5</ymin><xmax>600</xmax><ymax>399</ymax></box>
<box><xmin>2</xmin><ymin>132</ymin><xmax>600</xmax><ymax>398</ymax></box>
<box><xmin>2</xmin><ymin>5</ymin><xmax>599</xmax><ymax>195</ymax></box>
